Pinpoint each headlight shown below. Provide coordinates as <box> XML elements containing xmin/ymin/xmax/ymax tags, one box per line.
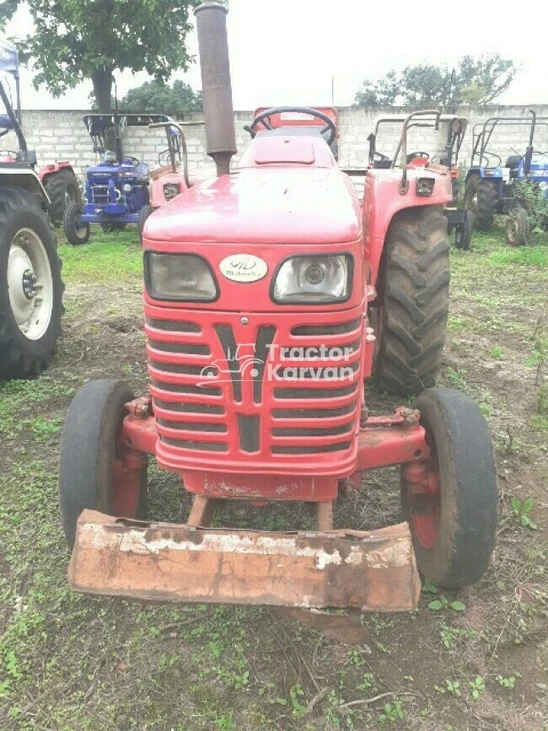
<box><xmin>273</xmin><ymin>255</ymin><xmax>352</xmax><ymax>304</ymax></box>
<box><xmin>144</xmin><ymin>252</ymin><xmax>218</xmax><ymax>302</ymax></box>
<box><xmin>163</xmin><ymin>183</ymin><xmax>181</xmax><ymax>201</ymax></box>
<box><xmin>122</xmin><ymin>183</ymin><xmax>132</xmax><ymax>193</ymax></box>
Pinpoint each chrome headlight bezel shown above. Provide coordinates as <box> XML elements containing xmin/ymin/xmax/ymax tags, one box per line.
<box><xmin>144</xmin><ymin>251</ymin><xmax>219</xmax><ymax>302</ymax></box>
<box><xmin>271</xmin><ymin>253</ymin><xmax>354</xmax><ymax>305</ymax></box>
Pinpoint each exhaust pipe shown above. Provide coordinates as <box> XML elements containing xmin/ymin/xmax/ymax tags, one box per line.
<box><xmin>194</xmin><ymin>1</ymin><xmax>237</xmax><ymax>176</ymax></box>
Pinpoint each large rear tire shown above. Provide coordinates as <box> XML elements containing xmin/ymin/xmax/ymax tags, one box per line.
<box><xmin>464</xmin><ymin>176</ymin><xmax>498</xmax><ymax>232</ymax></box>
<box><xmin>0</xmin><ymin>186</ymin><xmax>64</xmax><ymax>380</ymax></box>
<box><xmin>59</xmin><ymin>379</ymin><xmax>148</xmax><ymax>549</ymax></box>
<box><xmin>375</xmin><ymin>206</ymin><xmax>450</xmax><ymax>396</ymax></box>
<box><xmin>43</xmin><ymin>168</ymin><xmax>82</xmax><ymax>225</ymax></box>
<box><xmin>401</xmin><ymin>387</ymin><xmax>498</xmax><ymax>588</ymax></box>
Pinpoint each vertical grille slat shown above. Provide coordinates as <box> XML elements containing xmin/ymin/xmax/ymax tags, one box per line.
<box><xmin>238</xmin><ymin>414</ymin><xmax>260</xmax><ymax>453</ymax></box>
<box><xmin>214</xmin><ymin>324</ymin><xmax>242</xmax><ymax>402</ymax></box>
<box><xmin>253</xmin><ymin>325</ymin><xmax>276</xmax><ymax>404</ymax></box>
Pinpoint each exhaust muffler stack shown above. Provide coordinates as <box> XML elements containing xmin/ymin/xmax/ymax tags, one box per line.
<box><xmin>194</xmin><ymin>1</ymin><xmax>237</xmax><ymax>176</ymax></box>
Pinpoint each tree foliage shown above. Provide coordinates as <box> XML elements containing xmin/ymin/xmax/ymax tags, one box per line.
<box><xmin>0</xmin><ymin>0</ymin><xmax>200</xmax><ymax>112</ymax></box>
<box><xmin>354</xmin><ymin>54</ymin><xmax>517</xmax><ymax>108</ymax></box>
<box><xmin>119</xmin><ymin>79</ymin><xmax>202</xmax><ymax>113</ymax></box>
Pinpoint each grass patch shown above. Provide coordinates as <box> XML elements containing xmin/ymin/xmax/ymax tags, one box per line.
<box><xmin>58</xmin><ymin>229</ymin><xmax>143</xmax><ymax>284</ymax></box>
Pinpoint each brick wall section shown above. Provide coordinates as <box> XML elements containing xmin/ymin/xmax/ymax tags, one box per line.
<box><xmin>3</xmin><ymin>105</ymin><xmax>548</xmax><ymax>181</ymax></box>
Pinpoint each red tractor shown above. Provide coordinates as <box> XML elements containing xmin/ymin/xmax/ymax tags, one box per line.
<box><xmin>60</xmin><ymin>2</ymin><xmax>497</xmax><ymax>614</ymax></box>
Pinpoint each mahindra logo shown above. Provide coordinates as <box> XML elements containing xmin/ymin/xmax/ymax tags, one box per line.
<box><xmin>219</xmin><ymin>254</ymin><xmax>268</xmax><ymax>282</ymax></box>
<box><xmin>230</xmin><ymin>257</ymin><xmax>256</xmax><ymax>270</ymax></box>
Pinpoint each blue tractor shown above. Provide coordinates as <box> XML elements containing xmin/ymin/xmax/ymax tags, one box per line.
<box><xmin>463</xmin><ymin>110</ymin><xmax>548</xmax><ymax>244</ymax></box>
<box><xmin>63</xmin><ymin>112</ymin><xmax>173</xmax><ymax>244</ymax></box>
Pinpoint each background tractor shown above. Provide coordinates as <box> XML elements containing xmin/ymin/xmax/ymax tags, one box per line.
<box><xmin>366</xmin><ymin>112</ymin><xmax>472</xmax><ymax>250</ymax></box>
<box><xmin>59</xmin><ymin>2</ymin><xmax>497</xmax><ymax>619</ymax></box>
<box><xmin>0</xmin><ymin>39</ymin><xmax>80</xmax><ymax>224</ymax></box>
<box><xmin>463</xmin><ymin>110</ymin><xmax>548</xmax><ymax>243</ymax></box>
<box><xmin>63</xmin><ymin>112</ymin><xmax>189</xmax><ymax>245</ymax></box>
<box><xmin>0</xmin><ymin>42</ymin><xmax>63</xmax><ymax>380</ymax></box>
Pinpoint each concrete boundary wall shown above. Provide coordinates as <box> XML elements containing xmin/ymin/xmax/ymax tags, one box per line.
<box><xmin>3</xmin><ymin>105</ymin><xmax>548</xmax><ymax>180</ymax></box>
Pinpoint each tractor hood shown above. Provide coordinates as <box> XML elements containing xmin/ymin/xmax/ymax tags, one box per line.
<box><xmin>87</xmin><ymin>160</ymin><xmax>149</xmax><ymax>180</ymax></box>
<box><xmin>145</xmin><ymin>167</ymin><xmax>362</xmax><ymax>245</ymax></box>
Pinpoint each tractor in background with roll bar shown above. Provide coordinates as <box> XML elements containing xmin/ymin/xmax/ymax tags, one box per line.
<box><xmin>63</xmin><ymin>112</ymin><xmax>190</xmax><ymax>245</ymax></box>
<box><xmin>366</xmin><ymin>111</ymin><xmax>472</xmax><ymax>249</ymax></box>
<box><xmin>0</xmin><ymin>39</ymin><xmax>80</xmax><ymax>224</ymax></box>
<box><xmin>463</xmin><ymin>110</ymin><xmax>548</xmax><ymax>242</ymax></box>
<box><xmin>0</xmin><ymin>41</ymin><xmax>64</xmax><ymax>380</ymax></box>
<box><xmin>59</xmin><ymin>2</ymin><xmax>498</xmax><ymax>626</ymax></box>
<box><xmin>137</xmin><ymin>117</ymin><xmax>193</xmax><ymax>238</ymax></box>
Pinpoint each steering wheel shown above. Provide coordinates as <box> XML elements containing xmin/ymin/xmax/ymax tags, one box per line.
<box><xmin>406</xmin><ymin>151</ymin><xmax>430</xmax><ymax>164</ymax></box>
<box><xmin>246</xmin><ymin>106</ymin><xmax>337</xmax><ymax>145</ymax></box>
<box><xmin>0</xmin><ymin>149</ymin><xmax>21</xmax><ymax>161</ymax></box>
<box><xmin>124</xmin><ymin>156</ymin><xmax>141</xmax><ymax>166</ymax></box>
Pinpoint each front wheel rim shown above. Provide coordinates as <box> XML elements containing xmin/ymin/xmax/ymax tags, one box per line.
<box><xmin>409</xmin><ymin>467</ymin><xmax>441</xmax><ymax>549</ymax></box>
<box><xmin>7</xmin><ymin>228</ymin><xmax>54</xmax><ymax>340</ymax></box>
<box><xmin>111</xmin><ymin>458</ymin><xmax>141</xmax><ymax>515</ymax></box>
<box><xmin>406</xmin><ymin>429</ymin><xmax>441</xmax><ymax>550</ymax></box>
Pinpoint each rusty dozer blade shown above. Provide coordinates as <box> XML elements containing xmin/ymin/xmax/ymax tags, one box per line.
<box><xmin>69</xmin><ymin>510</ymin><xmax>420</xmax><ymax>612</ymax></box>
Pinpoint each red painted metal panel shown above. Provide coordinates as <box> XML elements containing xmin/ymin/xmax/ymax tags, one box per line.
<box><xmin>144</xmin><ymin>163</ymin><xmax>362</xmax><ymax>245</ymax></box>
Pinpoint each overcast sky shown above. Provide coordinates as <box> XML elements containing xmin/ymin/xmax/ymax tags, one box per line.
<box><xmin>5</xmin><ymin>0</ymin><xmax>546</xmax><ymax>110</ymax></box>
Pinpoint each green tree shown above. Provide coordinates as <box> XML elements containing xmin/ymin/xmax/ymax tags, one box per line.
<box><xmin>355</xmin><ymin>54</ymin><xmax>517</xmax><ymax>108</ymax></box>
<box><xmin>0</xmin><ymin>0</ymin><xmax>200</xmax><ymax>113</ymax></box>
<box><xmin>120</xmin><ymin>79</ymin><xmax>202</xmax><ymax>113</ymax></box>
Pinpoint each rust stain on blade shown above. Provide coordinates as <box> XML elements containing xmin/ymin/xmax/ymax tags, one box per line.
<box><xmin>69</xmin><ymin>510</ymin><xmax>421</xmax><ymax>612</ymax></box>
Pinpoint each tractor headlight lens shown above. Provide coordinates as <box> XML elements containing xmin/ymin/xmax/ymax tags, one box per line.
<box><xmin>273</xmin><ymin>255</ymin><xmax>352</xmax><ymax>304</ymax></box>
<box><xmin>122</xmin><ymin>183</ymin><xmax>132</xmax><ymax>193</ymax></box>
<box><xmin>163</xmin><ymin>182</ymin><xmax>181</xmax><ymax>201</ymax></box>
<box><xmin>145</xmin><ymin>252</ymin><xmax>218</xmax><ymax>302</ymax></box>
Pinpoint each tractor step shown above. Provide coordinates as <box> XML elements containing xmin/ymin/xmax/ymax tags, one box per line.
<box><xmin>69</xmin><ymin>510</ymin><xmax>420</xmax><ymax>612</ymax></box>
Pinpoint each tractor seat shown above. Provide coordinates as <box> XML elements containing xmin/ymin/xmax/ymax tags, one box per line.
<box><xmin>0</xmin><ymin>114</ymin><xmax>12</xmax><ymax>130</ymax></box>
<box><xmin>506</xmin><ymin>154</ymin><xmax>522</xmax><ymax>169</ymax></box>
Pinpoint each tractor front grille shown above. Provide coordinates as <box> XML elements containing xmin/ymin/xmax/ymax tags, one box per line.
<box><xmin>90</xmin><ymin>185</ymin><xmax>110</xmax><ymax>204</ymax></box>
<box><xmin>146</xmin><ymin>307</ymin><xmax>363</xmax><ymax>475</ymax></box>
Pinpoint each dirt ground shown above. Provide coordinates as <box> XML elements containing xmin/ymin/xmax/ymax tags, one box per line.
<box><xmin>0</xmin><ymin>225</ymin><xmax>547</xmax><ymax>730</ymax></box>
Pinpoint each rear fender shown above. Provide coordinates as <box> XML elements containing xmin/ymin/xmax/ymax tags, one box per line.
<box><xmin>0</xmin><ymin>169</ymin><xmax>50</xmax><ymax>206</ymax></box>
<box><xmin>38</xmin><ymin>161</ymin><xmax>75</xmax><ymax>182</ymax></box>
<box><xmin>363</xmin><ymin>170</ymin><xmax>452</xmax><ymax>288</ymax></box>
<box><xmin>149</xmin><ymin>169</ymin><xmax>190</xmax><ymax>208</ymax></box>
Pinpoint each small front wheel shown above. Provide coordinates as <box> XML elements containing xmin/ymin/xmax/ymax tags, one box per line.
<box><xmin>505</xmin><ymin>207</ymin><xmax>530</xmax><ymax>247</ymax></box>
<box><xmin>63</xmin><ymin>203</ymin><xmax>90</xmax><ymax>246</ymax></box>
<box><xmin>138</xmin><ymin>204</ymin><xmax>155</xmax><ymax>240</ymax></box>
<box><xmin>454</xmin><ymin>209</ymin><xmax>473</xmax><ymax>250</ymax></box>
<box><xmin>401</xmin><ymin>387</ymin><xmax>498</xmax><ymax>588</ymax></box>
<box><xmin>59</xmin><ymin>379</ymin><xmax>148</xmax><ymax>549</ymax></box>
